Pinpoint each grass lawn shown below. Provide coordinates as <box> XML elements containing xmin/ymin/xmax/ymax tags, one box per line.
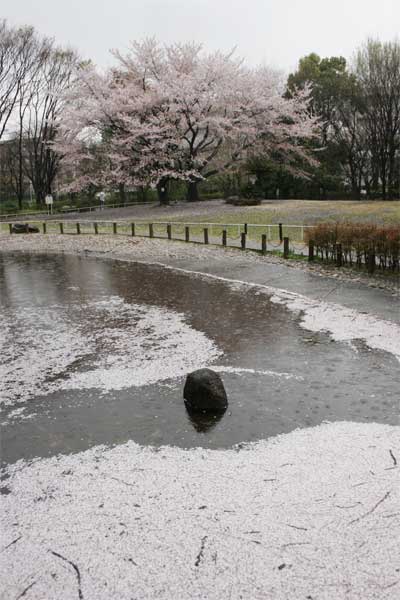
<box><xmin>141</xmin><ymin>199</ymin><xmax>400</xmax><ymax>241</ymax></box>
<box><xmin>169</xmin><ymin>200</ymin><xmax>400</xmax><ymax>226</ymax></box>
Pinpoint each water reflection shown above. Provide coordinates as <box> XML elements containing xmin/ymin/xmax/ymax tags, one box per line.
<box><xmin>186</xmin><ymin>407</ymin><xmax>227</xmax><ymax>433</ymax></box>
<box><xmin>1</xmin><ymin>252</ymin><xmax>399</xmax><ymax>464</ymax></box>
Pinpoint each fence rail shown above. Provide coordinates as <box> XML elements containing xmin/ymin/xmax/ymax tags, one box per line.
<box><xmin>3</xmin><ymin>219</ymin><xmax>312</xmax><ymax>241</ymax></box>
<box><xmin>0</xmin><ymin>200</ymin><xmax>157</xmax><ymax>221</ymax></box>
<box><xmin>59</xmin><ymin>200</ymin><xmax>156</xmax><ymax>214</ymax></box>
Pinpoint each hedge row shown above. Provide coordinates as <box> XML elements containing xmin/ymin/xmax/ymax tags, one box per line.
<box><xmin>305</xmin><ymin>223</ymin><xmax>400</xmax><ymax>270</ymax></box>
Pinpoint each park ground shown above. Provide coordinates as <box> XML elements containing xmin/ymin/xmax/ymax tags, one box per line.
<box><xmin>2</xmin><ymin>198</ymin><xmax>400</xmax><ymax>225</ymax></box>
<box><xmin>1</xmin><ymin>198</ymin><xmax>399</xmax><ymax>291</ymax></box>
<box><xmin>109</xmin><ymin>198</ymin><xmax>400</xmax><ymax>225</ymax></box>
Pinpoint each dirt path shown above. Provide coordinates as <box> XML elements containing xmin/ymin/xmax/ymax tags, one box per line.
<box><xmin>6</xmin><ymin>198</ymin><xmax>400</xmax><ymax>225</ymax></box>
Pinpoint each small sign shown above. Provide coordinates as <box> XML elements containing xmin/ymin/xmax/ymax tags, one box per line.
<box><xmin>45</xmin><ymin>194</ymin><xmax>53</xmax><ymax>205</ymax></box>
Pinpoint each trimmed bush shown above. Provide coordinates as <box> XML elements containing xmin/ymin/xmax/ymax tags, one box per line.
<box><xmin>305</xmin><ymin>223</ymin><xmax>399</xmax><ymax>271</ymax></box>
<box><xmin>225</xmin><ymin>197</ymin><xmax>262</xmax><ymax>206</ymax></box>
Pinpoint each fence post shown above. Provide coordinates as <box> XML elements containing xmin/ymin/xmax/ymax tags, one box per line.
<box><xmin>113</xmin><ymin>222</ymin><xmax>117</xmax><ymax>235</ymax></box>
<box><xmin>279</xmin><ymin>223</ymin><xmax>283</xmax><ymax>242</ymax></box>
<box><xmin>308</xmin><ymin>239</ymin><xmax>314</xmax><ymax>262</ymax></box>
<box><xmin>368</xmin><ymin>250</ymin><xmax>376</xmax><ymax>274</ymax></box>
<box><xmin>149</xmin><ymin>223</ymin><xmax>154</xmax><ymax>238</ymax></box>
<box><xmin>241</xmin><ymin>232</ymin><xmax>246</xmax><ymax>250</ymax></box>
<box><xmin>43</xmin><ymin>222</ymin><xmax>46</xmax><ymax>234</ymax></box>
<box><xmin>76</xmin><ymin>223</ymin><xmax>81</xmax><ymax>235</ymax></box>
<box><xmin>222</xmin><ymin>230</ymin><xmax>227</xmax><ymax>246</ymax></box>
<box><xmin>261</xmin><ymin>234</ymin><xmax>267</xmax><ymax>254</ymax></box>
<box><xmin>94</xmin><ymin>222</ymin><xmax>98</xmax><ymax>235</ymax></box>
<box><xmin>336</xmin><ymin>243</ymin><xmax>342</xmax><ymax>267</ymax></box>
<box><xmin>59</xmin><ymin>222</ymin><xmax>64</xmax><ymax>234</ymax></box>
<box><xmin>244</xmin><ymin>223</ymin><xmax>248</xmax><ymax>235</ymax></box>
<box><xmin>185</xmin><ymin>226</ymin><xmax>190</xmax><ymax>242</ymax></box>
<box><xmin>203</xmin><ymin>228</ymin><xmax>209</xmax><ymax>244</ymax></box>
<box><xmin>167</xmin><ymin>224</ymin><xmax>172</xmax><ymax>240</ymax></box>
<box><xmin>283</xmin><ymin>237</ymin><xmax>289</xmax><ymax>258</ymax></box>
<box><xmin>9</xmin><ymin>223</ymin><xmax>12</xmax><ymax>234</ymax></box>
<box><xmin>131</xmin><ymin>223</ymin><xmax>135</xmax><ymax>237</ymax></box>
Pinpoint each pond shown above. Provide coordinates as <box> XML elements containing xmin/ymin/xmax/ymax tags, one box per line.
<box><xmin>0</xmin><ymin>252</ymin><xmax>398</xmax><ymax>464</ymax></box>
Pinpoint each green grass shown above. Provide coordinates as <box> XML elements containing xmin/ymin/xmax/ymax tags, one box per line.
<box><xmin>130</xmin><ymin>200</ymin><xmax>399</xmax><ymax>241</ymax></box>
<box><xmin>166</xmin><ymin>200</ymin><xmax>400</xmax><ymax>226</ymax></box>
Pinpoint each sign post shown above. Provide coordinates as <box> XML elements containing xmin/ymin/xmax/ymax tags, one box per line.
<box><xmin>99</xmin><ymin>191</ymin><xmax>106</xmax><ymax>210</ymax></box>
<box><xmin>45</xmin><ymin>194</ymin><xmax>54</xmax><ymax>215</ymax></box>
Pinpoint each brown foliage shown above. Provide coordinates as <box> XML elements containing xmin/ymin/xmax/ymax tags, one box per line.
<box><xmin>305</xmin><ymin>223</ymin><xmax>399</xmax><ymax>270</ymax></box>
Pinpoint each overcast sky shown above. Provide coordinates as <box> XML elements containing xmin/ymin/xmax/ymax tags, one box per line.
<box><xmin>3</xmin><ymin>0</ymin><xmax>400</xmax><ymax>73</ymax></box>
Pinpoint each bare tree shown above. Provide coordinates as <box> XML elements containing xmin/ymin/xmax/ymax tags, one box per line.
<box><xmin>1</xmin><ymin>21</ymin><xmax>77</xmax><ymax>207</ymax></box>
<box><xmin>22</xmin><ymin>46</ymin><xmax>78</xmax><ymax>204</ymax></box>
<box><xmin>330</xmin><ymin>76</ymin><xmax>369</xmax><ymax>198</ymax></box>
<box><xmin>14</xmin><ymin>36</ymin><xmax>54</xmax><ymax>207</ymax></box>
<box><xmin>0</xmin><ymin>20</ymin><xmax>42</xmax><ymax>141</ymax></box>
<box><xmin>355</xmin><ymin>39</ymin><xmax>400</xmax><ymax>199</ymax></box>
<box><xmin>1</xmin><ymin>136</ymin><xmax>26</xmax><ymax>201</ymax></box>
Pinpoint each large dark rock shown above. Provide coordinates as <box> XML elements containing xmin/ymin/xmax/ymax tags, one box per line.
<box><xmin>11</xmin><ymin>223</ymin><xmax>39</xmax><ymax>234</ymax></box>
<box><xmin>184</xmin><ymin>368</ymin><xmax>228</xmax><ymax>415</ymax></box>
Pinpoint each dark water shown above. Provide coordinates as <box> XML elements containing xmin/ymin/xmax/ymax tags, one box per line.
<box><xmin>0</xmin><ymin>252</ymin><xmax>399</xmax><ymax>464</ymax></box>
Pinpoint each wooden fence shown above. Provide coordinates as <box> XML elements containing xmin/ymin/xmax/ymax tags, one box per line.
<box><xmin>5</xmin><ymin>219</ymin><xmax>390</xmax><ymax>273</ymax></box>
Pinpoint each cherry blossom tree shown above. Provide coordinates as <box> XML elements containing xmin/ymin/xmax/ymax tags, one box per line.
<box><xmin>57</xmin><ymin>40</ymin><xmax>318</xmax><ymax>204</ymax></box>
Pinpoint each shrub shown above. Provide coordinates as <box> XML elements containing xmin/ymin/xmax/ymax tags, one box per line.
<box><xmin>305</xmin><ymin>223</ymin><xmax>399</xmax><ymax>270</ymax></box>
<box><xmin>225</xmin><ymin>196</ymin><xmax>262</xmax><ymax>206</ymax></box>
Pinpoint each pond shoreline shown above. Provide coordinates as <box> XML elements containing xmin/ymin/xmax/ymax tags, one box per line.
<box><xmin>1</xmin><ymin>232</ymin><xmax>398</xmax><ymax>296</ymax></box>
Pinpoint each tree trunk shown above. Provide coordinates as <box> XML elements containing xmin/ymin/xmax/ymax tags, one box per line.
<box><xmin>187</xmin><ymin>181</ymin><xmax>200</xmax><ymax>202</ymax></box>
<box><xmin>349</xmin><ymin>161</ymin><xmax>360</xmax><ymax>200</ymax></box>
<box><xmin>36</xmin><ymin>191</ymin><xmax>45</xmax><ymax>206</ymax></box>
<box><xmin>118</xmin><ymin>183</ymin><xmax>126</xmax><ymax>204</ymax></box>
<box><xmin>381</xmin><ymin>167</ymin><xmax>387</xmax><ymax>200</ymax></box>
<box><xmin>17</xmin><ymin>130</ymin><xmax>24</xmax><ymax>210</ymax></box>
<box><xmin>32</xmin><ymin>178</ymin><xmax>45</xmax><ymax>207</ymax></box>
<box><xmin>388</xmin><ymin>151</ymin><xmax>397</xmax><ymax>200</ymax></box>
<box><xmin>139</xmin><ymin>186</ymin><xmax>148</xmax><ymax>202</ymax></box>
<box><xmin>157</xmin><ymin>179</ymin><xmax>169</xmax><ymax>205</ymax></box>
<box><xmin>371</xmin><ymin>162</ymin><xmax>380</xmax><ymax>197</ymax></box>
<box><xmin>351</xmin><ymin>184</ymin><xmax>360</xmax><ymax>200</ymax></box>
